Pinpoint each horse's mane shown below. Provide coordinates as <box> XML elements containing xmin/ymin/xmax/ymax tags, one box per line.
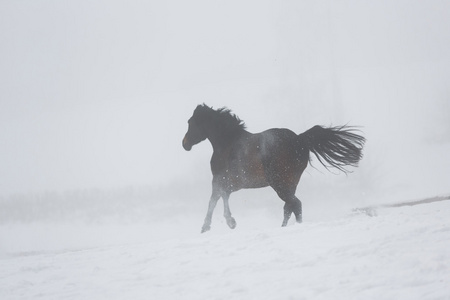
<box><xmin>195</xmin><ymin>104</ymin><xmax>246</xmax><ymax>132</ymax></box>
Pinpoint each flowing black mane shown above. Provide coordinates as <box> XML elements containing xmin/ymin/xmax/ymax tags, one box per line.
<box><xmin>194</xmin><ymin>104</ymin><xmax>246</xmax><ymax>132</ymax></box>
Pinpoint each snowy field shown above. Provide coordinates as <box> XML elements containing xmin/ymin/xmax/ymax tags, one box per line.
<box><xmin>2</xmin><ymin>1</ymin><xmax>450</xmax><ymax>299</ymax></box>
<box><xmin>1</xmin><ymin>191</ymin><xmax>449</xmax><ymax>300</ymax></box>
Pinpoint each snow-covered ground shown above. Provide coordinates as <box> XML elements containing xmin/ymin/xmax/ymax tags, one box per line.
<box><xmin>1</xmin><ymin>192</ymin><xmax>449</xmax><ymax>300</ymax></box>
<box><xmin>1</xmin><ymin>1</ymin><xmax>450</xmax><ymax>299</ymax></box>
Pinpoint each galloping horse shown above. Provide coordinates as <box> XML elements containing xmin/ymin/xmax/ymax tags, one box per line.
<box><xmin>182</xmin><ymin>104</ymin><xmax>365</xmax><ymax>233</ymax></box>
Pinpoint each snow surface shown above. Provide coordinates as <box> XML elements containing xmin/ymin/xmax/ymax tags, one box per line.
<box><xmin>1</xmin><ymin>198</ymin><xmax>449</xmax><ymax>300</ymax></box>
<box><xmin>1</xmin><ymin>1</ymin><xmax>450</xmax><ymax>299</ymax></box>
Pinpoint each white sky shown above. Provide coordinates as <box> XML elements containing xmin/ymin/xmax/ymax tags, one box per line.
<box><xmin>1</xmin><ymin>0</ymin><xmax>449</xmax><ymax>196</ymax></box>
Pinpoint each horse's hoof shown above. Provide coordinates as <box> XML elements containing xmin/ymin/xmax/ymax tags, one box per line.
<box><xmin>201</xmin><ymin>225</ymin><xmax>211</xmax><ymax>233</ymax></box>
<box><xmin>227</xmin><ymin>218</ymin><xmax>237</xmax><ymax>229</ymax></box>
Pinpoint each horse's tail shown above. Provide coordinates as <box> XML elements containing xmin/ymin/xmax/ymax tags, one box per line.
<box><xmin>299</xmin><ymin>125</ymin><xmax>366</xmax><ymax>173</ymax></box>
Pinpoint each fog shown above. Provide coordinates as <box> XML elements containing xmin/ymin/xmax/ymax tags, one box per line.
<box><xmin>1</xmin><ymin>1</ymin><xmax>449</xmax><ymax>207</ymax></box>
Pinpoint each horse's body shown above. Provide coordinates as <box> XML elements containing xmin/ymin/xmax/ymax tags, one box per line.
<box><xmin>183</xmin><ymin>104</ymin><xmax>365</xmax><ymax>233</ymax></box>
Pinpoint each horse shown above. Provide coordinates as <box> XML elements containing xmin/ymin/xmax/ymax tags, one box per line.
<box><xmin>182</xmin><ymin>104</ymin><xmax>365</xmax><ymax>233</ymax></box>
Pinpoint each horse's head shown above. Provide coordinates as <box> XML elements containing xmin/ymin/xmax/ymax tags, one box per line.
<box><xmin>182</xmin><ymin>104</ymin><xmax>211</xmax><ymax>151</ymax></box>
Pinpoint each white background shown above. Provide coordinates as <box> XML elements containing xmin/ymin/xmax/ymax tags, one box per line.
<box><xmin>1</xmin><ymin>0</ymin><xmax>449</xmax><ymax>198</ymax></box>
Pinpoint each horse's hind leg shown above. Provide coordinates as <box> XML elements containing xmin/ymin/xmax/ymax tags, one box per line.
<box><xmin>282</xmin><ymin>202</ymin><xmax>293</xmax><ymax>226</ymax></box>
<box><xmin>282</xmin><ymin>197</ymin><xmax>302</xmax><ymax>226</ymax></box>
<box><xmin>273</xmin><ymin>187</ymin><xmax>302</xmax><ymax>226</ymax></box>
<box><xmin>223</xmin><ymin>193</ymin><xmax>236</xmax><ymax>229</ymax></box>
<box><xmin>291</xmin><ymin>196</ymin><xmax>302</xmax><ymax>223</ymax></box>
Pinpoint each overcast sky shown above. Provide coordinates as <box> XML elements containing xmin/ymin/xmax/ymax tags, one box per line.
<box><xmin>1</xmin><ymin>1</ymin><xmax>449</xmax><ymax>196</ymax></box>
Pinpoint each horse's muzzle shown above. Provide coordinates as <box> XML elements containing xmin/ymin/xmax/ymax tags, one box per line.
<box><xmin>182</xmin><ymin>136</ymin><xmax>192</xmax><ymax>151</ymax></box>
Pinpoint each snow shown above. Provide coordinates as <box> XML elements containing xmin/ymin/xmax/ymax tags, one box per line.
<box><xmin>1</xmin><ymin>198</ymin><xmax>449</xmax><ymax>299</ymax></box>
<box><xmin>1</xmin><ymin>1</ymin><xmax>450</xmax><ymax>299</ymax></box>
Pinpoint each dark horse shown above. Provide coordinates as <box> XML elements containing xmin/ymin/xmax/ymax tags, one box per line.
<box><xmin>182</xmin><ymin>104</ymin><xmax>365</xmax><ymax>233</ymax></box>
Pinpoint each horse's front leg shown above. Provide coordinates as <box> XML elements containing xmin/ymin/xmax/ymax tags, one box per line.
<box><xmin>223</xmin><ymin>193</ymin><xmax>236</xmax><ymax>229</ymax></box>
<box><xmin>201</xmin><ymin>191</ymin><xmax>220</xmax><ymax>233</ymax></box>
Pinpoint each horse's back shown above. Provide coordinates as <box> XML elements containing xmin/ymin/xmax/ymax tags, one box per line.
<box><xmin>257</xmin><ymin>128</ymin><xmax>299</xmax><ymax>153</ymax></box>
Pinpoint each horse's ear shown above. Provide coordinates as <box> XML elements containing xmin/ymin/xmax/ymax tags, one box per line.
<box><xmin>194</xmin><ymin>104</ymin><xmax>205</xmax><ymax>114</ymax></box>
<box><xmin>193</xmin><ymin>104</ymin><xmax>209</xmax><ymax>123</ymax></box>
<box><xmin>204</xmin><ymin>103</ymin><xmax>213</xmax><ymax>110</ymax></box>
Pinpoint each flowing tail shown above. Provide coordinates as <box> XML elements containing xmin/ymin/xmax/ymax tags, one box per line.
<box><xmin>300</xmin><ymin>125</ymin><xmax>366</xmax><ymax>173</ymax></box>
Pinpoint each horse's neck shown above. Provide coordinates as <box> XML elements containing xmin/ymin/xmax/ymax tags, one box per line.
<box><xmin>207</xmin><ymin>133</ymin><xmax>230</xmax><ymax>152</ymax></box>
<box><xmin>207</xmin><ymin>127</ymin><xmax>247</xmax><ymax>152</ymax></box>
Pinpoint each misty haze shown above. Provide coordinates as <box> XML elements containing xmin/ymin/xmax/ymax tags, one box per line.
<box><xmin>1</xmin><ymin>1</ymin><xmax>449</xmax><ymax>299</ymax></box>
